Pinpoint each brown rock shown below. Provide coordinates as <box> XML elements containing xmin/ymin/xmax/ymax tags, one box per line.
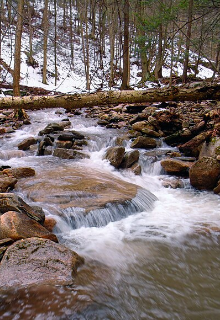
<box><xmin>0</xmin><ymin>211</ymin><xmax>58</xmax><ymax>242</ymax></box>
<box><xmin>105</xmin><ymin>146</ymin><xmax>125</xmax><ymax>168</ymax></box>
<box><xmin>120</xmin><ymin>150</ymin><xmax>139</xmax><ymax>168</ymax></box>
<box><xmin>0</xmin><ymin>237</ymin><xmax>84</xmax><ymax>288</ymax></box>
<box><xmin>17</xmin><ymin>137</ymin><xmax>37</xmax><ymax>150</ymax></box>
<box><xmin>0</xmin><ymin>176</ymin><xmax>17</xmax><ymax>192</ymax></box>
<box><xmin>189</xmin><ymin>156</ymin><xmax>220</xmax><ymax>190</ymax></box>
<box><xmin>179</xmin><ymin>131</ymin><xmax>212</xmax><ymax>157</ymax></box>
<box><xmin>130</xmin><ymin>162</ymin><xmax>141</xmax><ymax>175</ymax></box>
<box><xmin>0</xmin><ymin>193</ymin><xmax>45</xmax><ymax>224</ymax></box>
<box><xmin>56</xmin><ymin>140</ymin><xmax>73</xmax><ymax>149</ymax></box>
<box><xmin>161</xmin><ymin>158</ymin><xmax>192</xmax><ymax>175</ymax></box>
<box><xmin>3</xmin><ymin>167</ymin><xmax>35</xmax><ymax>179</ymax></box>
<box><xmin>131</xmin><ymin>136</ymin><xmax>157</xmax><ymax>149</ymax></box>
<box><xmin>53</xmin><ymin>148</ymin><xmax>89</xmax><ymax>160</ymax></box>
<box><xmin>43</xmin><ymin>217</ymin><xmax>57</xmax><ymax>232</ymax></box>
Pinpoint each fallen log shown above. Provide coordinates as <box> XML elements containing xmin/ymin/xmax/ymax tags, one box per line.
<box><xmin>0</xmin><ymin>82</ymin><xmax>220</xmax><ymax>110</ymax></box>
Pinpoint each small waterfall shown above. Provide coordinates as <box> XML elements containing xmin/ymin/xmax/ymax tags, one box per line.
<box><xmin>60</xmin><ymin>188</ymin><xmax>157</xmax><ymax>229</ymax></box>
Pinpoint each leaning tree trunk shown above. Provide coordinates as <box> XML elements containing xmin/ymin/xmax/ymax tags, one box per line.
<box><xmin>0</xmin><ymin>83</ymin><xmax>220</xmax><ymax>110</ymax></box>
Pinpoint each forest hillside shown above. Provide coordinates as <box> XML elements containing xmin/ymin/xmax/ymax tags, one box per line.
<box><xmin>0</xmin><ymin>0</ymin><xmax>219</xmax><ymax>96</ymax></box>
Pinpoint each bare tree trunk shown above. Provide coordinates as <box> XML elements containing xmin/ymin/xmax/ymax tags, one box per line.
<box><xmin>27</xmin><ymin>2</ymin><xmax>34</xmax><ymax>66</ymax></box>
<box><xmin>121</xmin><ymin>0</ymin><xmax>130</xmax><ymax>90</ymax></box>
<box><xmin>13</xmin><ymin>0</ymin><xmax>24</xmax><ymax>96</ymax></box>
<box><xmin>182</xmin><ymin>0</ymin><xmax>193</xmax><ymax>83</ymax></box>
<box><xmin>1</xmin><ymin>83</ymin><xmax>220</xmax><ymax>110</ymax></box>
<box><xmin>63</xmin><ymin>0</ymin><xmax>66</xmax><ymax>30</ymax></box>
<box><xmin>69</xmin><ymin>0</ymin><xmax>74</xmax><ymax>66</ymax></box>
<box><xmin>54</xmin><ymin>0</ymin><xmax>58</xmax><ymax>86</ymax></box>
<box><xmin>79</xmin><ymin>1</ymin><xmax>90</xmax><ymax>91</ymax></box>
<box><xmin>154</xmin><ymin>23</ymin><xmax>163</xmax><ymax>80</ymax></box>
<box><xmin>42</xmin><ymin>0</ymin><xmax>49</xmax><ymax>85</ymax></box>
<box><xmin>0</xmin><ymin>0</ymin><xmax>3</xmax><ymax>79</ymax></box>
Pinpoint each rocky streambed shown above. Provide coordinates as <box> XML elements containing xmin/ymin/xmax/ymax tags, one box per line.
<box><xmin>0</xmin><ymin>101</ymin><xmax>220</xmax><ymax>318</ymax></box>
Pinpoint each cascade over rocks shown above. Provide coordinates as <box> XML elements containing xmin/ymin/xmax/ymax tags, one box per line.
<box><xmin>16</xmin><ymin>166</ymin><xmax>153</xmax><ymax>214</ymax></box>
<box><xmin>0</xmin><ymin>237</ymin><xmax>84</xmax><ymax>289</ymax></box>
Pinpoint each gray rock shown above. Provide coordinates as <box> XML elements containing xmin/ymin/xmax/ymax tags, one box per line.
<box><xmin>0</xmin><ymin>237</ymin><xmax>84</xmax><ymax>288</ymax></box>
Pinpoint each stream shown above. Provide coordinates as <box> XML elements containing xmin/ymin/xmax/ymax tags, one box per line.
<box><xmin>0</xmin><ymin>108</ymin><xmax>220</xmax><ymax>319</ymax></box>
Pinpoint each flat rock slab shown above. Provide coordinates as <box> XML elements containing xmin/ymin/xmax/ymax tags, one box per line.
<box><xmin>16</xmin><ymin>166</ymin><xmax>139</xmax><ymax>213</ymax></box>
<box><xmin>0</xmin><ymin>237</ymin><xmax>84</xmax><ymax>289</ymax></box>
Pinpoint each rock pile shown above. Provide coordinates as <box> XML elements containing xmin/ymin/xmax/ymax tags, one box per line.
<box><xmin>0</xmin><ymin>192</ymin><xmax>84</xmax><ymax>289</ymax></box>
<box><xmin>84</xmin><ymin>100</ymin><xmax>220</xmax><ymax>192</ymax></box>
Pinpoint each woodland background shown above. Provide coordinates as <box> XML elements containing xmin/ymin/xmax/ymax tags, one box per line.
<box><xmin>0</xmin><ymin>0</ymin><xmax>219</xmax><ymax>96</ymax></box>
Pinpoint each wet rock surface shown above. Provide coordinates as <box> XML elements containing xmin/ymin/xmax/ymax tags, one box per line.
<box><xmin>0</xmin><ymin>237</ymin><xmax>84</xmax><ymax>289</ymax></box>
<box><xmin>16</xmin><ymin>166</ymin><xmax>141</xmax><ymax>213</ymax></box>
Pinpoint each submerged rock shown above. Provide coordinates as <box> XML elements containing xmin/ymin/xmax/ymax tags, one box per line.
<box><xmin>0</xmin><ymin>237</ymin><xmax>84</xmax><ymax>288</ymax></box>
<box><xmin>16</xmin><ymin>166</ymin><xmax>156</xmax><ymax>215</ymax></box>
<box><xmin>53</xmin><ymin>148</ymin><xmax>89</xmax><ymax>160</ymax></box>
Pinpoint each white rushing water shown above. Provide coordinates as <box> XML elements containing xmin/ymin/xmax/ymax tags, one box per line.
<box><xmin>1</xmin><ymin>108</ymin><xmax>220</xmax><ymax>319</ymax></box>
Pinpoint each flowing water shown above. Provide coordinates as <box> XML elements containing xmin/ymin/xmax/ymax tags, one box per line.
<box><xmin>0</xmin><ymin>109</ymin><xmax>220</xmax><ymax>320</ymax></box>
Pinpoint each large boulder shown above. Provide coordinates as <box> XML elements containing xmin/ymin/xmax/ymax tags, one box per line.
<box><xmin>161</xmin><ymin>158</ymin><xmax>193</xmax><ymax>175</ymax></box>
<box><xmin>0</xmin><ymin>211</ymin><xmax>58</xmax><ymax>242</ymax></box>
<box><xmin>0</xmin><ymin>237</ymin><xmax>84</xmax><ymax>288</ymax></box>
<box><xmin>16</xmin><ymin>166</ymin><xmax>151</xmax><ymax>213</ymax></box>
<box><xmin>189</xmin><ymin>156</ymin><xmax>220</xmax><ymax>190</ymax></box>
<box><xmin>131</xmin><ymin>136</ymin><xmax>157</xmax><ymax>149</ymax></box>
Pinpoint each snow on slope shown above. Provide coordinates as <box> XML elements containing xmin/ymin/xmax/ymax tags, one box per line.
<box><xmin>0</xmin><ymin>2</ymin><xmax>215</xmax><ymax>95</ymax></box>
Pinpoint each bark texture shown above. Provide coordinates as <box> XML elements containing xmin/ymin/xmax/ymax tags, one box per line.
<box><xmin>0</xmin><ymin>83</ymin><xmax>219</xmax><ymax>110</ymax></box>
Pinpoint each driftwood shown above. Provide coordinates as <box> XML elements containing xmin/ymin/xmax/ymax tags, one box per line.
<box><xmin>0</xmin><ymin>82</ymin><xmax>219</xmax><ymax>110</ymax></box>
